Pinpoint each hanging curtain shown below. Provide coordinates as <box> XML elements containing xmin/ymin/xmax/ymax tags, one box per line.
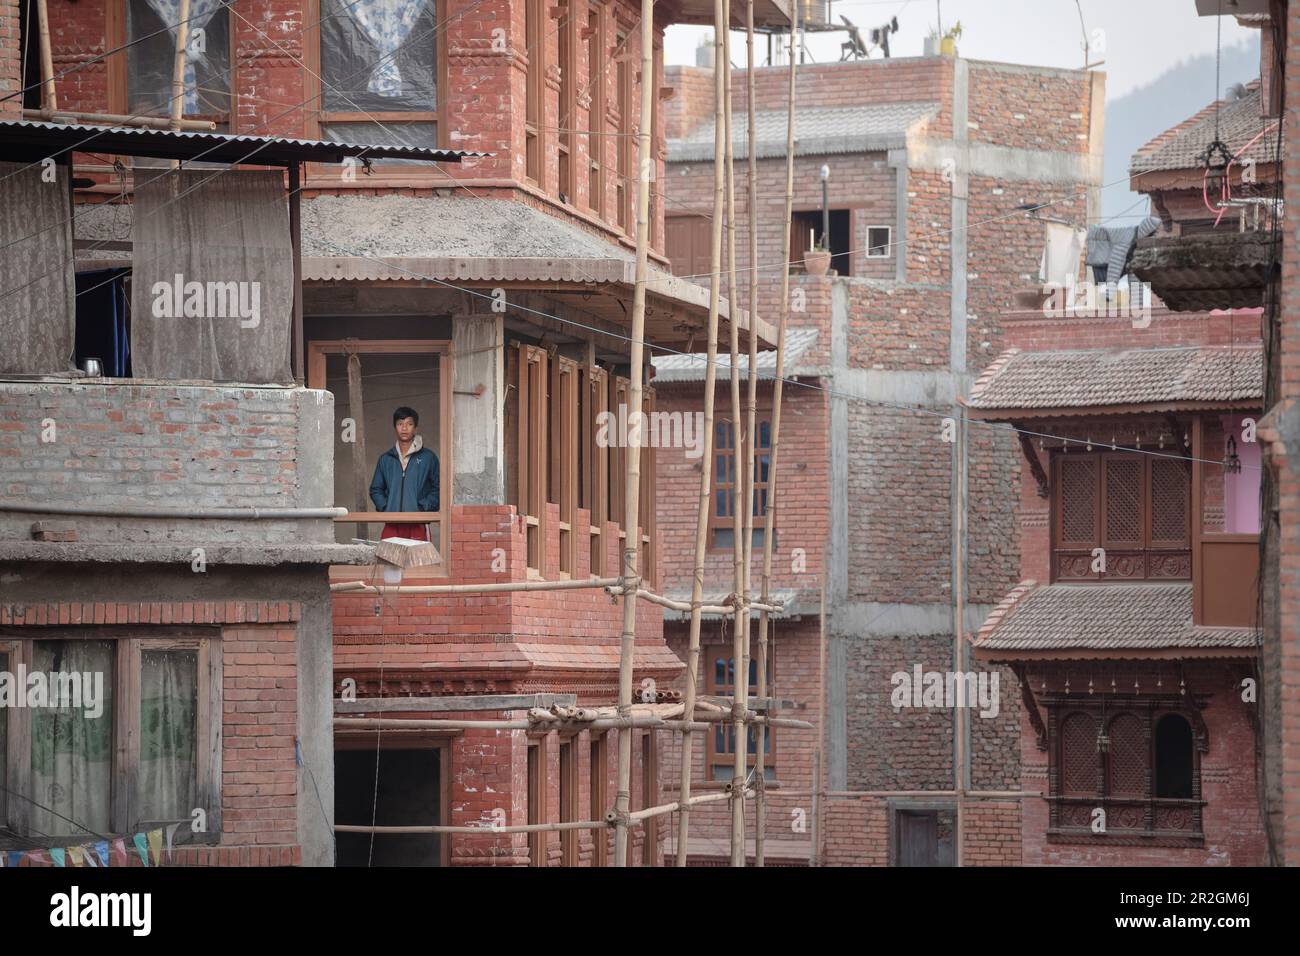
<box><xmin>138</xmin><ymin>650</ymin><xmax>199</xmax><ymax>824</ymax></box>
<box><xmin>30</xmin><ymin>642</ymin><xmax>115</xmax><ymax>838</ymax></box>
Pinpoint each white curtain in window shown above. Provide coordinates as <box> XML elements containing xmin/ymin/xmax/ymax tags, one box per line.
<box><xmin>138</xmin><ymin>650</ymin><xmax>199</xmax><ymax>824</ymax></box>
<box><xmin>142</xmin><ymin>0</ymin><xmax>226</xmax><ymax>114</ymax></box>
<box><xmin>30</xmin><ymin>642</ymin><xmax>114</xmax><ymax>838</ymax></box>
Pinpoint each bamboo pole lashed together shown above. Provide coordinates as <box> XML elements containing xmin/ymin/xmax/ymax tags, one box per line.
<box><xmin>612</xmin><ymin>0</ymin><xmax>656</xmax><ymax>868</ymax></box>
<box><xmin>35</xmin><ymin>0</ymin><xmax>57</xmax><ymax>112</ymax></box>
<box><xmin>720</xmin><ymin>7</ymin><xmax>751</xmax><ymax>870</ymax></box>
<box><xmin>675</xmin><ymin>0</ymin><xmax>729</xmax><ymax>867</ymax></box>
<box><xmin>754</xmin><ymin>2</ymin><xmax>799</xmax><ymax>868</ymax></box>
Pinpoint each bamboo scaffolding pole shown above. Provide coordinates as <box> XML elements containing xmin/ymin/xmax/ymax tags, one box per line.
<box><xmin>336</xmin><ymin>821</ymin><xmax>605</xmax><ymax>835</ymax></box>
<box><xmin>751</xmin><ymin>0</ymin><xmax>797</xmax><ymax>870</ymax></box>
<box><xmin>740</xmin><ymin>0</ymin><xmax>763</xmax><ymax>869</ymax></box>
<box><xmin>35</xmin><ymin>0</ymin><xmax>57</xmax><ymax>112</ymax></box>
<box><xmin>335</xmin><ymin>716</ymin><xmax>672</xmax><ymax>732</ymax></box>
<box><xmin>721</xmin><ymin>3</ymin><xmax>750</xmax><ymax>871</ymax></box>
<box><xmin>628</xmin><ymin>789</ymin><xmax>737</xmax><ymax>823</ymax></box>
<box><xmin>612</xmin><ymin>0</ymin><xmax>655</xmax><ymax>867</ymax></box>
<box><xmin>23</xmin><ymin>108</ymin><xmax>217</xmax><ymax>131</ymax></box>
<box><xmin>674</xmin><ymin>0</ymin><xmax>729</xmax><ymax>868</ymax></box>
<box><xmin>170</xmin><ymin>0</ymin><xmax>191</xmax><ymax>131</ymax></box>
<box><xmin>330</xmin><ymin>576</ymin><xmax>622</xmax><ymax>595</ymax></box>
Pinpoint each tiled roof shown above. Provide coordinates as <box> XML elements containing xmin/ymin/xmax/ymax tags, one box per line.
<box><xmin>1130</xmin><ymin>84</ymin><xmax>1281</xmax><ymax>176</ymax></box>
<box><xmin>973</xmin><ymin>582</ymin><xmax>1258</xmax><ymax>655</ymax></box>
<box><xmin>651</xmin><ymin>327</ymin><xmax>820</xmax><ymax>383</ymax></box>
<box><xmin>667</xmin><ymin>102</ymin><xmax>938</xmax><ymax>162</ymax></box>
<box><xmin>967</xmin><ymin>344</ymin><xmax>1263</xmax><ymax>412</ymax></box>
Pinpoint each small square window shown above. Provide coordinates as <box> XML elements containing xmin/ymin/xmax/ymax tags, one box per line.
<box><xmin>867</xmin><ymin>226</ymin><xmax>892</xmax><ymax>258</ymax></box>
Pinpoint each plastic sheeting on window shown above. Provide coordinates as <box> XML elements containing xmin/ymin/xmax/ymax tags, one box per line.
<box><xmin>321</xmin><ymin>121</ymin><xmax>439</xmax><ymax>165</ymax></box>
<box><xmin>131</xmin><ymin>169</ymin><xmax>294</xmax><ymax>384</ymax></box>
<box><xmin>127</xmin><ymin>0</ymin><xmax>231</xmax><ymax>118</ymax></box>
<box><xmin>321</xmin><ymin>0</ymin><xmax>437</xmax><ymax>113</ymax></box>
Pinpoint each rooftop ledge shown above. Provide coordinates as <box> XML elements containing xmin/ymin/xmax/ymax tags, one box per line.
<box><xmin>0</xmin><ymin>542</ymin><xmax>375</xmax><ymax>566</ymax></box>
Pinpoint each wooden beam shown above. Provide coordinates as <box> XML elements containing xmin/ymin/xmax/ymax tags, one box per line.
<box><xmin>335</xmin><ymin>693</ymin><xmax>578</xmax><ymax>714</ymax></box>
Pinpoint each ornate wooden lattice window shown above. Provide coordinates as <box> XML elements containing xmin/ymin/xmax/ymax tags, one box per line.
<box><xmin>1052</xmin><ymin>452</ymin><xmax>1190</xmax><ymax>581</ymax></box>
<box><xmin>1046</xmin><ymin>698</ymin><xmax>1204</xmax><ymax>846</ymax></box>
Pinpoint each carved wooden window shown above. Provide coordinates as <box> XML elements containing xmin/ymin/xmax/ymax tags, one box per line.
<box><xmin>586</xmin><ymin>3</ymin><xmax>606</xmax><ymax>217</ymax></box>
<box><xmin>1051</xmin><ymin>452</ymin><xmax>1190</xmax><ymax>581</ymax></box>
<box><xmin>583</xmin><ymin>366</ymin><xmax>609</xmax><ymax>576</ymax></box>
<box><xmin>615</xmin><ymin>25</ymin><xmax>632</xmax><ymax>232</ymax></box>
<box><xmin>525</xmin><ymin>0</ymin><xmax>544</xmax><ymax>184</ymax></box>
<box><xmin>1048</xmin><ymin>699</ymin><xmax>1203</xmax><ymax>845</ymax></box>
<box><xmin>550</xmin><ymin>358</ymin><xmax>579</xmax><ymax>576</ymax></box>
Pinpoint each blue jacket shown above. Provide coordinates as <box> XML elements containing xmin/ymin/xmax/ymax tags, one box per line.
<box><xmin>369</xmin><ymin>446</ymin><xmax>439</xmax><ymax>513</ymax></box>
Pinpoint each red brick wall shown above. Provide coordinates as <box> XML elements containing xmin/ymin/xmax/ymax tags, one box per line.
<box><xmin>966</xmin><ymin>62</ymin><xmax>1093</xmax><ymax>150</ymax></box>
<box><xmin>46</xmin><ymin>0</ymin><xmax>668</xmax><ymax>257</ymax></box>
<box><xmin>1</xmin><ymin>599</ymin><xmax>304</xmax><ymax>865</ymax></box>
<box><xmin>0</xmin><ymin>0</ymin><xmax>19</xmax><ymax>116</ymax></box>
<box><xmin>653</xmin><ymin>380</ymin><xmax>829</xmax><ymax>600</ymax></box>
<box><xmin>819</xmin><ymin>795</ymin><xmax>1021</xmax><ymax>866</ymax></box>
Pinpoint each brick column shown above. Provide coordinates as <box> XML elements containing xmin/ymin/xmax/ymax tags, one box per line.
<box><xmin>0</xmin><ymin>0</ymin><xmax>21</xmax><ymax>116</ymax></box>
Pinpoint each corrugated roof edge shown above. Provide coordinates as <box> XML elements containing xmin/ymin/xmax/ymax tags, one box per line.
<box><xmin>0</xmin><ymin>120</ymin><xmax>488</xmax><ymax>166</ymax></box>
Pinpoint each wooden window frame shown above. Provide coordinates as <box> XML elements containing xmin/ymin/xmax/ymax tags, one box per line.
<box><xmin>640</xmin><ymin>730</ymin><xmax>657</xmax><ymax>866</ymax></box>
<box><xmin>608</xmin><ymin>375</ymin><xmax>630</xmax><ymax>550</ymax></box>
<box><xmin>585</xmin><ymin>2</ymin><xmax>606</xmax><ymax>218</ymax></box>
<box><xmin>107</xmin><ymin>1</ymin><xmax>237</xmax><ymax>129</ymax></box>
<box><xmin>307</xmin><ymin>339</ymin><xmax>454</xmax><ymax>578</ymax></box>
<box><xmin>527</xmin><ymin>736</ymin><xmax>548</xmax><ymax>866</ymax></box>
<box><xmin>614</xmin><ymin>22</ymin><xmax>632</xmax><ymax>233</ymax></box>
<box><xmin>589</xmin><ymin>732</ymin><xmax>608</xmax><ymax>866</ymax></box>
<box><xmin>550</xmin><ymin>357</ymin><xmax>579</xmax><ymax>577</ymax></box>
<box><xmin>639</xmin><ymin>386</ymin><xmax>658</xmax><ymax>586</ymax></box>
<box><xmin>302</xmin><ymin>0</ymin><xmax>449</xmax><ymax>183</ymax></box>
<box><xmin>524</xmin><ymin>0</ymin><xmax>545</xmax><ymax>186</ymax></box>
<box><xmin>1045</xmin><ymin>697</ymin><xmax>1204</xmax><ymax>847</ymax></box>
<box><xmin>558</xmin><ymin>737</ymin><xmax>578</xmax><ymax>865</ymax></box>
<box><xmin>517</xmin><ymin>344</ymin><xmax>550</xmax><ymax>574</ymax></box>
<box><xmin>703</xmin><ymin>645</ymin><xmax>775</xmax><ymax>785</ymax></box>
<box><xmin>0</xmin><ymin>630</ymin><xmax>222</xmax><ymax>848</ymax></box>
<box><xmin>1050</xmin><ymin>450</ymin><xmax>1191</xmax><ymax>582</ymax></box>
<box><xmin>582</xmin><ymin>365</ymin><xmax>609</xmax><ymax>576</ymax></box>
<box><xmin>708</xmin><ymin>407</ymin><xmax>774</xmax><ymax>553</ymax></box>
<box><xmin>558</xmin><ymin>1</ymin><xmax>579</xmax><ymax>204</ymax></box>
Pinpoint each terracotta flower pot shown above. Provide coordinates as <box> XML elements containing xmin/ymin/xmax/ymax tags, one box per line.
<box><xmin>804</xmin><ymin>250</ymin><xmax>832</xmax><ymax>276</ymax></box>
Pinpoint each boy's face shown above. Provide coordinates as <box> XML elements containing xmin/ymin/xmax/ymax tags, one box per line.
<box><xmin>395</xmin><ymin>417</ymin><xmax>417</xmax><ymax>443</ymax></box>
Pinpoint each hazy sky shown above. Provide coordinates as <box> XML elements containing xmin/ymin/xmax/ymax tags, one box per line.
<box><xmin>665</xmin><ymin>0</ymin><xmax>1258</xmax><ymax>101</ymax></box>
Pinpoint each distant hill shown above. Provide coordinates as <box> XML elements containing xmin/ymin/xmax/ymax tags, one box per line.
<box><xmin>1102</xmin><ymin>39</ymin><xmax>1260</xmax><ymax>224</ymax></box>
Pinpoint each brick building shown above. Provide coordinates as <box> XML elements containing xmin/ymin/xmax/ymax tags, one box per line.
<box><xmin>655</xmin><ymin>51</ymin><xmax>1103</xmax><ymax>864</ymax></box>
<box><xmin>0</xmin><ymin>0</ymin><xmax>786</xmax><ymax>867</ymax></box>
<box><xmin>967</xmin><ymin>7</ymin><xmax>1277</xmax><ymax>863</ymax></box>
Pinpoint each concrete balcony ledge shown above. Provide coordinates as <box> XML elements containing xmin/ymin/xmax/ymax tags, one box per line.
<box><xmin>0</xmin><ymin>540</ymin><xmax>374</xmax><ymax>566</ymax></box>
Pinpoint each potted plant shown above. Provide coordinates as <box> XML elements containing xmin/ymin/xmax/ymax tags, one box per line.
<box><xmin>804</xmin><ymin>232</ymin><xmax>832</xmax><ymax>276</ymax></box>
<box><xmin>940</xmin><ymin>21</ymin><xmax>962</xmax><ymax>56</ymax></box>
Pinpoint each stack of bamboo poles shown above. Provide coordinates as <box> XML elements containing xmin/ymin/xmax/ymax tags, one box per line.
<box><xmin>330</xmin><ymin>0</ymin><xmax>805</xmax><ymax>868</ymax></box>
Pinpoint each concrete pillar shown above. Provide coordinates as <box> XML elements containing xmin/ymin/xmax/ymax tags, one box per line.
<box><xmin>452</xmin><ymin>313</ymin><xmax>506</xmax><ymax>505</ymax></box>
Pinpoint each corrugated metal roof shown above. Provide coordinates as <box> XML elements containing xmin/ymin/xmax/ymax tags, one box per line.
<box><xmin>973</xmin><ymin>582</ymin><xmax>1258</xmax><ymax>654</ymax></box>
<box><xmin>668</xmin><ymin>102</ymin><xmax>938</xmax><ymax>162</ymax></box>
<box><xmin>967</xmin><ymin>345</ymin><xmax>1263</xmax><ymax>413</ymax></box>
<box><xmin>651</xmin><ymin>327</ymin><xmax>820</xmax><ymax>382</ymax></box>
<box><xmin>0</xmin><ymin>120</ymin><xmax>484</xmax><ymax>166</ymax></box>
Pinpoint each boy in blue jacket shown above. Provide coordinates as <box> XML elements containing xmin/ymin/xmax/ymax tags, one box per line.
<box><xmin>369</xmin><ymin>406</ymin><xmax>440</xmax><ymax>541</ymax></box>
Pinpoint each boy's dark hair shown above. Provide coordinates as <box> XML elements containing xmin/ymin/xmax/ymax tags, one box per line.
<box><xmin>393</xmin><ymin>406</ymin><xmax>419</xmax><ymax>426</ymax></box>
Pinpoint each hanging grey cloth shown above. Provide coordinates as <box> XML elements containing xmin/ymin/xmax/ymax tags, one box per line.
<box><xmin>1086</xmin><ymin>216</ymin><xmax>1160</xmax><ymax>286</ymax></box>
<box><xmin>0</xmin><ymin>161</ymin><xmax>76</xmax><ymax>374</ymax></box>
<box><xmin>132</xmin><ymin>169</ymin><xmax>294</xmax><ymax>383</ymax></box>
